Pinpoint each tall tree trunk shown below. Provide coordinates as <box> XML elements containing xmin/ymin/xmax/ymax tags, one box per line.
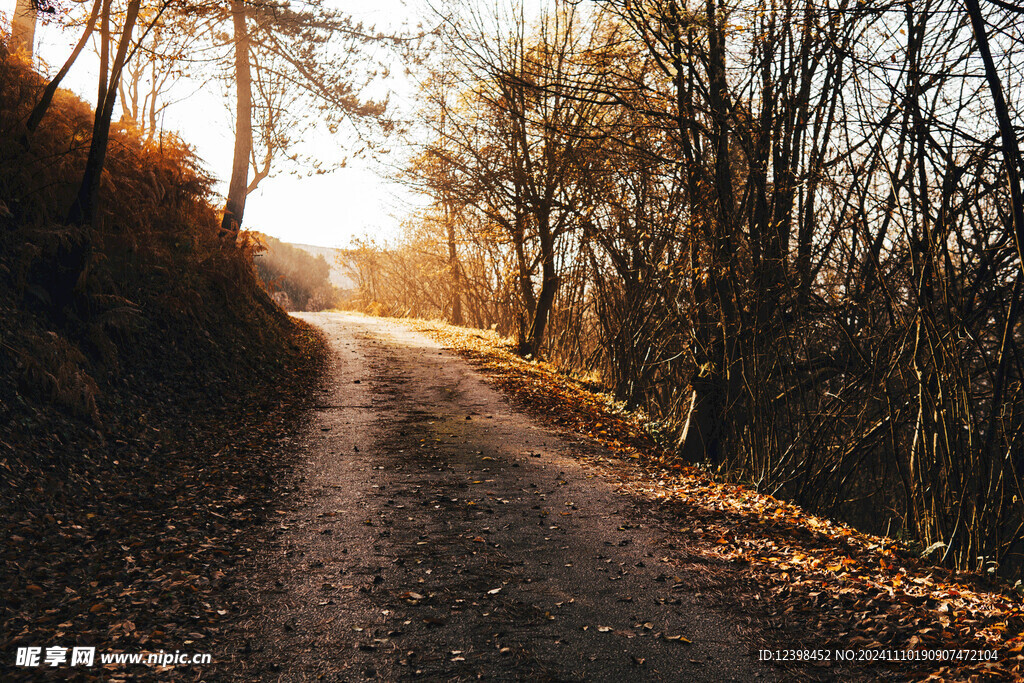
<box><xmin>964</xmin><ymin>0</ymin><xmax>1024</xmax><ymax>271</ymax></box>
<box><xmin>447</xmin><ymin>221</ymin><xmax>463</xmax><ymax>325</ymax></box>
<box><xmin>677</xmin><ymin>374</ymin><xmax>724</xmax><ymax>464</ymax></box>
<box><xmin>513</xmin><ymin>212</ymin><xmax>536</xmax><ymax>348</ymax></box>
<box><xmin>706</xmin><ymin>0</ymin><xmax>733</xmax><ymax>233</ymax></box>
<box><xmin>11</xmin><ymin>0</ymin><xmax>37</xmax><ymax>60</ymax></box>
<box><xmin>55</xmin><ymin>0</ymin><xmax>140</xmax><ymax>310</ymax></box>
<box><xmin>67</xmin><ymin>0</ymin><xmax>134</xmax><ymax>226</ymax></box>
<box><xmin>438</xmin><ymin>105</ymin><xmax>463</xmax><ymax>326</ymax></box>
<box><xmin>523</xmin><ymin>210</ymin><xmax>557</xmax><ymax>359</ymax></box>
<box><xmin>677</xmin><ymin>0</ymin><xmax>736</xmax><ymax>464</ymax></box>
<box><xmin>24</xmin><ymin>0</ymin><xmax>103</xmax><ymax>138</ymax></box>
<box><xmin>221</xmin><ymin>0</ymin><xmax>253</xmax><ymax>238</ymax></box>
<box><xmin>965</xmin><ymin>0</ymin><xmax>1024</xmax><ymax>477</ymax></box>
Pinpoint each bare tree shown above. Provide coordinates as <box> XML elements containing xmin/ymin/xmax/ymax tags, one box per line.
<box><xmin>347</xmin><ymin>0</ymin><xmax>1024</xmax><ymax>577</ymax></box>
<box><xmin>218</xmin><ymin>0</ymin><xmax>402</xmax><ymax>238</ymax></box>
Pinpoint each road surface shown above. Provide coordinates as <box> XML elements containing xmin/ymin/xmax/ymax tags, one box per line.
<box><xmin>229</xmin><ymin>312</ymin><xmax>776</xmax><ymax>681</ymax></box>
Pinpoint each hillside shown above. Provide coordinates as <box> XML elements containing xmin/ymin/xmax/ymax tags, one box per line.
<box><xmin>0</xmin><ymin>46</ymin><xmax>325</xmax><ymax>676</ymax></box>
<box><xmin>287</xmin><ymin>242</ymin><xmax>358</xmax><ymax>290</ymax></box>
<box><xmin>253</xmin><ymin>236</ymin><xmax>351</xmax><ymax>310</ymax></box>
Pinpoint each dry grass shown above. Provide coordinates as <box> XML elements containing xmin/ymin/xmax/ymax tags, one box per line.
<box><xmin>0</xmin><ymin>45</ymin><xmax>290</xmax><ymax>432</ymax></box>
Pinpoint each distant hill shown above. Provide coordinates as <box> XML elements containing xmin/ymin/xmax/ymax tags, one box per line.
<box><xmin>287</xmin><ymin>243</ymin><xmax>358</xmax><ymax>291</ymax></box>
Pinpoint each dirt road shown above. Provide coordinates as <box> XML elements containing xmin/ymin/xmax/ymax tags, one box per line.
<box><xmin>229</xmin><ymin>312</ymin><xmax>777</xmax><ymax>681</ymax></box>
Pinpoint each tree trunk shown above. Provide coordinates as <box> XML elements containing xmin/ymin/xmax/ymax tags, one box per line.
<box><xmin>512</xmin><ymin>212</ymin><xmax>537</xmax><ymax>349</ymax></box>
<box><xmin>706</xmin><ymin>0</ymin><xmax>733</xmax><ymax>232</ymax></box>
<box><xmin>67</xmin><ymin>0</ymin><xmax>138</xmax><ymax>226</ymax></box>
<box><xmin>965</xmin><ymin>0</ymin><xmax>1024</xmax><ymax>478</ymax></box>
<box><xmin>677</xmin><ymin>377</ymin><xmax>724</xmax><ymax>464</ymax></box>
<box><xmin>447</xmin><ymin>221</ymin><xmax>463</xmax><ymax>325</ymax></box>
<box><xmin>55</xmin><ymin>0</ymin><xmax>139</xmax><ymax>311</ymax></box>
<box><xmin>523</xmin><ymin>211</ymin><xmax>557</xmax><ymax>359</ymax></box>
<box><xmin>24</xmin><ymin>0</ymin><xmax>103</xmax><ymax>138</ymax></box>
<box><xmin>524</xmin><ymin>266</ymin><xmax>556</xmax><ymax>359</ymax></box>
<box><xmin>221</xmin><ymin>0</ymin><xmax>253</xmax><ymax>238</ymax></box>
<box><xmin>440</xmin><ymin>102</ymin><xmax>463</xmax><ymax>326</ymax></box>
<box><xmin>964</xmin><ymin>0</ymin><xmax>1024</xmax><ymax>272</ymax></box>
<box><xmin>11</xmin><ymin>0</ymin><xmax>37</xmax><ymax>60</ymax></box>
<box><xmin>677</xmin><ymin>0</ymin><xmax>736</xmax><ymax>464</ymax></box>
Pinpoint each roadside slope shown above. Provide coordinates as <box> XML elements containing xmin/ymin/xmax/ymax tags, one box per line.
<box><xmin>1</xmin><ymin>49</ymin><xmax>327</xmax><ymax>681</ymax></box>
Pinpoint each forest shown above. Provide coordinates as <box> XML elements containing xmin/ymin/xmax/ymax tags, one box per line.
<box><xmin>3</xmin><ymin>0</ymin><xmax>1024</xmax><ymax>678</ymax></box>
<box><xmin>346</xmin><ymin>0</ymin><xmax>1024</xmax><ymax>580</ymax></box>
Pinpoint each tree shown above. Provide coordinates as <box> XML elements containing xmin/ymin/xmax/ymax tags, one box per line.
<box><xmin>220</xmin><ymin>0</ymin><xmax>252</xmax><ymax>235</ymax></box>
<box><xmin>295</xmin><ymin>0</ymin><xmax>1024</xmax><ymax>576</ymax></box>
<box><xmin>50</xmin><ymin>0</ymin><xmax>173</xmax><ymax>311</ymax></box>
<box><xmin>964</xmin><ymin>0</ymin><xmax>1024</xmax><ymax>270</ymax></box>
<box><xmin>10</xmin><ymin>0</ymin><xmax>38</xmax><ymax>59</ymax></box>
<box><xmin>23</xmin><ymin>0</ymin><xmax>103</xmax><ymax>137</ymax></box>
<box><xmin>66</xmin><ymin>0</ymin><xmax>144</xmax><ymax>227</ymax></box>
<box><xmin>116</xmin><ymin>7</ymin><xmax>204</xmax><ymax>141</ymax></box>
<box><xmin>217</xmin><ymin>0</ymin><xmax>400</xmax><ymax>238</ymax></box>
<box><xmin>414</xmin><ymin>0</ymin><xmax>609</xmax><ymax>358</ymax></box>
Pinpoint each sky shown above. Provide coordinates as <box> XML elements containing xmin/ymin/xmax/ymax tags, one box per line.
<box><xmin>2</xmin><ymin>0</ymin><xmax>429</xmax><ymax>248</ymax></box>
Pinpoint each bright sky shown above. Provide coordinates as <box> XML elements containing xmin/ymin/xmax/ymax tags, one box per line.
<box><xmin>2</xmin><ymin>0</ymin><xmax>429</xmax><ymax>248</ymax></box>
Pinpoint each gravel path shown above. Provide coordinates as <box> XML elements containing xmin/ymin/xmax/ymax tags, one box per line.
<box><xmin>230</xmin><ymin>312</ymin><xmax>777</xmax><ymax>682</ymax></box>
